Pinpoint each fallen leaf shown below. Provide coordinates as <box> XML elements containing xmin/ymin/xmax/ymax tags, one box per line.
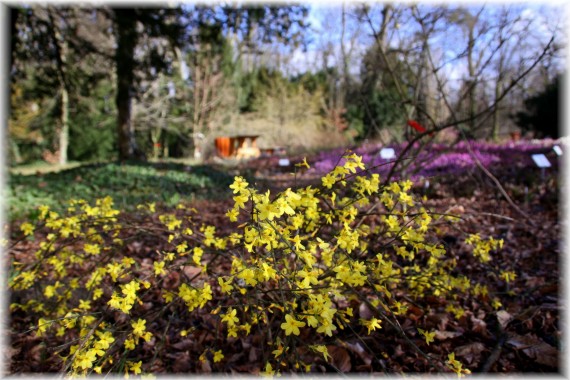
<box><xmin>358</xmin><ymin>302</ymin><xmax>373</xmax><ymax>320</ymax></box>
<box><xmin>446</xmin><ymin>205</ymin><xmax>465</xmax><ymax>216</ymax></box>
<box><xmin>327</xmin><ymin>346</ymin><xmax>352</xmax><ymax>372</ymax></box>
<box><xmin>407</xmin><ymin>304</ymin><xmax>424</xmax><ymax>321</ymax></box>
<box><xmin>227</xmin><ymin>352</ymin><xmax>245</xmax><ymax>364</ymax></box>
<box><xmin>163</xmin><ymin>271</ymin><xmax>180</xmax><ymax>289</ymax></box>
<box><xmin>455</xmin><ymin>342</ymin><xmax>486</xmax><ymax>364</ymax></box>
<box><xmin>427</xmin><ymin>313</ymin><xmax>450</xmax><ymax>331</ymax></box>
<box><xmin>128</xmin><ymin>242</ymin><xmax>144</xmax><ymax>255</ymax></box>
<box><xmin>171</xmin><ymin>351</ymin><xmax>191</xmax><ymax>372</ymax></box>
<box><xmin>200</xmin><ymin>358</ymin><xmax>212</xmax><ymax>373</ymax></box>
<box><xmin>470</xmin><ymin>315</ymin><xmax>488</xmax><ymax>335</ymax></box>
<box><xmin>171</xmin><ymin>339</ymin><xmax>194</xmax><ymax>351</ymax></box>
<box><xmin>497</xmin><ymin>310</ymin><xmax>513</xmax><ymax>329</ymax></box>
<box><xmin>182</xmin><ymin>265</ymin><xmax>202</xmax><ymax>279</ymax></box>
<box><xmin>340</xmin><ymin>340</ymin><xmax>372</xmax><ymax>366</ymax></box>
<box><xmin>393</xmin><ymin>344</ymin><xmax>405</xmax><ymax>358</ymax></box>
<box><xmin>249</xmin><ymin>347</ymin><xmax>258</xmax><ymax>362</ymax></box>
<box><xmin>435</xmin><ymin>330</ymin><xmax>463</xmax><ymax>340</ymax></box>
<box><xmin>231</xmin><ymin>363</ymin><xmax>258</xmax><ymax>374</ymax></box>
<box><xmin>525</xmin><ymin>276</ymin><xmax>545</xmax><ymax>288</ymax></box>
<box><xmin>506</xmin><ymin>333</ymin><xmax>558</xmax><ymax>368</ymax></box>
<box><xmin>149</xmin><ymin>358</ymin><xmax>165</xmax><ymax>372</ymax></box>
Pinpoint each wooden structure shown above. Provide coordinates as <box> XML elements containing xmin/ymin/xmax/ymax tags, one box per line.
<box><xmin>214</xmin><ymin>135</ymin><xmax>261</xmax><ymax>159</ymax></box>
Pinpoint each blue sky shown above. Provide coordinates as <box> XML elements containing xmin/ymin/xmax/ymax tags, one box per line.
<box><xmin>289</xmin><ymin>3</ymin><xmax>566</xmax><ymax>83</ymax></box>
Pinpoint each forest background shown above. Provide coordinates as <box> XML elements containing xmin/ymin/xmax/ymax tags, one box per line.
<box><xmin>5</xmin><ymin>3</ymin><xmax>566</xmax><ymax>167</ymax></box>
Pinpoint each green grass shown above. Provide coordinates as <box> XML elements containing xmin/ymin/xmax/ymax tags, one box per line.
<box><xmin>9</xmin><ymin>160</ymin><xmax>84</xmax><ymax>175</ymax></box>
<box><xmin>7</xmin><ymin>161</ymin><xmax>236</xmax><ymax>221</ymax></box>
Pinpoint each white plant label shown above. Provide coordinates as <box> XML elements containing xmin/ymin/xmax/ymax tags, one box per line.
<box><xmin>380</xmin><ymin>148</ymin><xmax>396</xmax><ymax>159</ymax></box>
<box><xmin>278</xmin><ymin>158</ymin><xmax>291</xmax><ymax>167</ymax></box>
<box><xmin>531</xmin><ymin>154</ymin><xmax>551</xmax><ymax>168</ymax></box>
<box><xmin>553</xmin><ymin>145</ymin><xmax>563</xmax><ymax>156</ymax></box>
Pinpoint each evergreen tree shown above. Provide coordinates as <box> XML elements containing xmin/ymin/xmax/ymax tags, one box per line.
<box><xmin>513</xmin><ymin>75</ymin><xmax>561</xmax><ymax>139</ymax></box>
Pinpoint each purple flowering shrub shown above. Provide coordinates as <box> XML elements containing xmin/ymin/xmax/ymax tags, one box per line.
<box><xmin>307</xmin><ymin>139</ymin><xmax>562</xmax><ymax>183</ymax></box>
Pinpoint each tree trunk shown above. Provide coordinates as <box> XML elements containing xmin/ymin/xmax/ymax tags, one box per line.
<box><xmin>173</xmin><ymin>46</ymin><xmax>186</xmax><ymax>80</ymax></box>
<box><xmin>467</xmin><ymin>18</ymin><xmax>477</xmax><ymax>132</ymax></box>
<box><xmin>47</xmin><ymin>8</ymin><xmax>70</xmax><ymax>165</ymax></box>
<box><xmin>59</xmin><ymin>87</ymin><xmax>69</xmax><ymax>164</ymax></box>
<box><xmin>10</xmin><ymin>139</ymin><xmax>23</xmax><ymax>165</ymax></box>
<box><xmin>10</xmin><ymin>8</ymin><xmax>19</xmax><ymax>72</ymax></box>
<box><xmin>114</xmin><ymin>9</ymin><xmax>139</xmax><ymax>161</ymax></box>
<box><xmin>492</xmin><ymin>73</ymin><xmax>503</xmax><ymax>141</ymax></box>
<box><xmin>339</xmin><ymin>4</ymin><xmax>348</xmax><ymax>108</ymax></box>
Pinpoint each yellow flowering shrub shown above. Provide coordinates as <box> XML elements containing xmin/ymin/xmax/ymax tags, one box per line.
<box><xmin>8</xmin><ymin>152</ymin><xmax>508</xmax><ymax>376</ymax></box>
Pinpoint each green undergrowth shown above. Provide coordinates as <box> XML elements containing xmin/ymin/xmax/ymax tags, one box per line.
<box><xmin>7</xmin><ymin>161</ymin><xmax>236</xmax><ymax>221</ymax></box>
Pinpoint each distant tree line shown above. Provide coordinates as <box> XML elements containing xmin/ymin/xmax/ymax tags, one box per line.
<box><xmin>7</xmin><ymin>4</ymin><xmax>565</xmax><ymax>165</ymax></box>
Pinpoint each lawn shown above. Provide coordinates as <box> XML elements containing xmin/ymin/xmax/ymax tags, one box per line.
<box><xmin>7</xmin><ymin>161</ymin><xmax>236</xmax><ymax>221</ymax></box>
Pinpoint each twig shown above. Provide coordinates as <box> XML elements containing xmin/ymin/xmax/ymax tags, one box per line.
<box><xmin>475</xmin><ymin>212</ymin><xmax>515</xmax><ymax>222</ymax></box>
<box><xmin>481</xmin><ymin>333</ymin><xmax>507</xmax><ymax>372</ymax></box>
<box><xmin>462</xmin><ymin>138</ymin><xmax>536</xmax><ymax>228</ymax></box>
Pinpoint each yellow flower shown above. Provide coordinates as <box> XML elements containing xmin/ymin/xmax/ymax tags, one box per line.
<box><xmin>229</xmin><ymin>176</ymin><xmax>249</xmax><ymax>194</ymax></box>
<box><xmin>256</xmin><ymin>198</ymin><xmax>278</xmax><ymax>221</ymax></box>
<box><xmin>153</xmin><ymin>261</ymin><xmax>166</xmax><ymax>276</ymax></box>
<box><xmin>296</xmin><ymin>157</ymin><xmax>310</xmax><ymax>169</ymax></box>
<box><xmin>418</xmin><ymin>328</ymin><xmax>436</xmax><ymax>345</ymax></box>
<box><xmin>213</xmin><ymin>350</ymin><xmax>224</xmax><ymax>363</ymax></box>
<box><xmin>131</xmin><ymin>319</ymin><xmax>146</xmax><ymax>337</ymax></box>
<box><xmin>192</xmin><ymin>247</ymin><xmax>204</xmax><ymax>266</ymax></box>
<box><xmin>218</xmin><ymin>277</ymin><xmax>234</xmax><ymax>294</ymax></box>
<box><xmin>128</xmin><ymin>360</ymin><xmax>142</xmax><ymax>375</ymax></box>
<box><xmin>316</xmin><ymin>320</ymin><xmax>337</xmax><ymax>336</ymax></box>
<box><xmin>78</xmin><ymin>299</ymin><xmax>91</xmax><ymax>311</ymax></box>
<box><xmin>261</xmin><ymin>362</ymin><xmax>275</xmax><ymax>376</ymax></box>
<box><xmin>238</xmin><ymin>268</ymin><xmax>258</xmax><ymax>286</ymax></box>
<box><xmin>84</xmin><ymin>243</ymin><xmax>101</xmax><ymax>255</ymax></box>
<box><xmin>360</xmin><ymin>317</ymin><xmax>382</xmax><ymax>334</ymax></box>
<box><xmin>222</xmin><ymin>308</ymin><xmax>239</xmax><ymax>327</ymax></box>
<box><xmin>124</xmin><ymin>338</ymin><xmax>136</xmax><ymax>350</ymax></box>
<box><xmin>176</xmin><ymin>242</ymin><xmax>188</xmax><ymax>253</ymax></box>
<box><xmin>75</xmin><ymin>349</ymin><xmax>97</xmax><ymax>370</ymax></box>
<box><xmin>272</xmin><ymin>345</ymin><xmax>286</xmax><ymax>358</ymax></box>
<box><xmin>311</xmin><ymin>345</ymin><xmax>331</xmax><ymax>362</ymax></box>
<box><xmin>20</xmin><ymin>222</ymin><xmax>34</xmax><ymax>236</ymax></box>
<box><xmin>500</xmin><ymin>271</ymin><xmax>517</xmax><ymax>283</ymax></box>
<box><xmin>447</xmin><ymin>352</ymin><xmax>470</xmax><ymax>376</ymax></box>
<box><xmin>281</xmin><ymin>314</ymin><xmax>306</xmax><ymax>336</ymax></box>
<box><xmin>322</xmin><ymin>173</ymin><xmax>336</xmax><ymax>189</ymax></box>
<box><xmin>492</xmin><ymin>298</ymin><xmax>502</xmax><ymax>310</ymax></box>
<box><xmin>233</xmin><ymin>193</ymin><xmax>249</xmax><ymax>209</ymax></box>
<box><xmin>343</xmin><ymin>153</ymin><xmax>365</xmax><ymax>173</ymax></box>
<box><xmin>36</xmin><ymin>318</ymin><xmax>50</xmax><ymax>337</ymax></box>
<box><xmin>241</xmin><ymin>323</ymin><xmax>251</xmax><ymax>335</ymax></box>
<box><xmin>95</xmin><ymin>331</ymin><xmax>115</xmax><ymax>350</ymax></box>
<box><xmin>226</xmin><ymin>207</ymin><xmax>239</xmax><ymax>222</ymax></box>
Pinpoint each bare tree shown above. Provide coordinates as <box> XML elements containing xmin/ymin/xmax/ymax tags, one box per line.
<box><xmin>42</xmin><ymin>8</ymin><xmax>71</xmax><ymax>165</ymax></box>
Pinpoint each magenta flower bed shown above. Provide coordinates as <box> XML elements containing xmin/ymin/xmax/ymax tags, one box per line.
<box><xmin>308</xmin><ymin>139</ymin><xmax>562</xmax><ymax>182</ymax></box>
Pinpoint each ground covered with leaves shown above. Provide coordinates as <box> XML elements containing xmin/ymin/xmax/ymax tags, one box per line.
<box><xmin>7</xmin><ymin>141</ymin><xmax>561</xmax><ymax>375</ymax></box>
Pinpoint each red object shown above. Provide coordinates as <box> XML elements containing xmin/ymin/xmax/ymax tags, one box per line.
<box><xmin>407</xmin><ymin>120</ymin><xmax>426</xmax><ymax>133</ymax></box>
<box><xmin>215</xmin><ymin>137</ymin><xmax>232</xmax><ymax>157</ymax></box>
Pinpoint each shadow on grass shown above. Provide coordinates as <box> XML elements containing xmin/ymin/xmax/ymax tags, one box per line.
<box><xmin>8</xmin><ymin>160</ymin><xmax>236</xmax><ymax>221</ymax></box>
